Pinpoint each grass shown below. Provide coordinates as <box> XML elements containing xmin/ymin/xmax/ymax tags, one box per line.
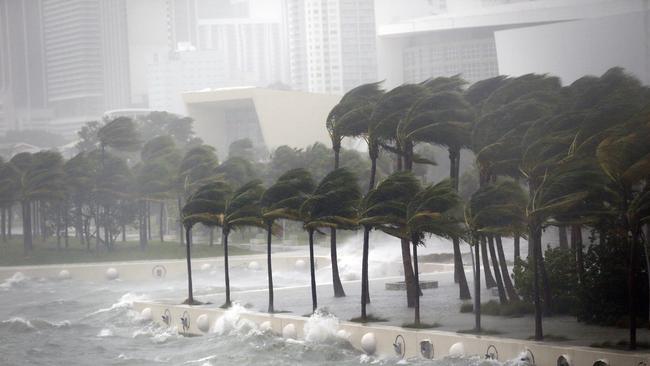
<box><xmin>0</xmin><ymin>236</ymin><xmax>255</xmax><ymax>266</ymax></box>
<box><xmin>590</xmin><ymin>340</ymin><xmax>650</xmax><ymax>350</ymax></box>
<box><xmin>349</xmin><ymin>314</ymin><xmax>389</xmax><ymax>323</ymax></box>
<box><xmin>402</xmin><ymin>322</ymin><xmax>441</xmax><ymax>329</ymax></box>
<box><xmin>459</xmin><ymin>300</ymin><xmax>535</xmax><ymax>317</ymax></box>
<box><xmin>457</xmin><ymin>328</ymin><xmax>503</xmax><ymax>335</ymax></box>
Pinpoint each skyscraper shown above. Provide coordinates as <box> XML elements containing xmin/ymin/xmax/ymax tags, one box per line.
<box><xmin>0</xmin><ymin>0</ymin><xmax>50</xmax><ymax>134</ymax></box>
<box><xmin>284</xmin><ymin>0</ymin><xmax>378</xmax><ymax>94</ymax></box>
<box><xmin>42</xmin><ymin>0</ymin><xmax>131</xmax><ymax>137</ymax></box>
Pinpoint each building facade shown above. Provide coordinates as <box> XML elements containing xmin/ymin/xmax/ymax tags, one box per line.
<box><xmin>284</xmin><ymin>0</ymin><xmax>378</xmax><ymax>94</ymax></box>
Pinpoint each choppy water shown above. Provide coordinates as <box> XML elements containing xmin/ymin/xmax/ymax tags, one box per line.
<box><xmin>0</xmin><ymin>235</ymin><xmax>531</xmax><ymax>366</ymax></box>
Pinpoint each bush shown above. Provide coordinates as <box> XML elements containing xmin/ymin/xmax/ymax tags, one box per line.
<box><xmin>578</xmin><ymin>234</ymin><xmax>648</xmax><ymax>326</ymax></box>
<box><xmin>458</xmin><ymin>300</ymin><xmax>534</xmax><ymax>317</ymax></box>
<box><xmin>513</xmin><ymin>246</ymin><xmax>578</xmax><ymax>315</ymax></box>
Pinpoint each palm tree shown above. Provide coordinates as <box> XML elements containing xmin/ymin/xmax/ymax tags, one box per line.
<box><xmin>178</xmin><ymin>145</ymin><xmax>220</xmax><ymax>246</ymax></box>
<box><xmin>299</xmin><ymin>168</ymin><xmax>361</xmax><ymax>312</ymax></box>
<box><xmin>329</xmin><ymin>82</ymin><xmax>385</xmax><ymax>302</ymax></box>
<box><xmin>369</xmin><ymin>83</ymin><xmax>429</xmax><ymax>307</ymax></box>
<box><xmin>596</xmin><ymin>115</ymin><xmax>650</xmax><ymax>350</ymax></box>
<box><xmin>369</xmin><ymin>173</ymin><xmax>463</xmax><ymax>326</ymax></box>
<box><xmin>221</xmin><ymin>180</ymin><xmax>265</xmax><ymax>308</ymax></box>
<box><xmin>358</xmin><ymin>172</ymin><xmax>420</xmax><ymax>321</ymax></box>
<box><xmin>182</xmin><ymin>181</ymin><xmax>232</xmax><ymax>305</ymax></box>
<box><xmin>399</xmin><ymin>83</ymin><xmax>474</xmax><ymax>300</ymax></box>
<box><xmin>260</xmin><ymin>169</ymin><xmax>315</xmax><ymax>313</ymax></box>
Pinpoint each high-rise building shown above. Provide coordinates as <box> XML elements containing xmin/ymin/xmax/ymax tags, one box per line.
<box><xmin>147</xmin><ymin>0</ymin><xmax>286</xmax><ymax>114</ymax></box>
<box><xmin>283</xmin><ymin>0</ymin><xmax>378</xmax><ymax>94</ymax></box>
<box><xmin>0</xmin><ymin>0</ymin><xmax>50</xmax><ymax>134</ymax></box>
<box><xmin>42</xmin><ymin>0</ymin><xmax>131</xmax><ymax>137</ymax></box>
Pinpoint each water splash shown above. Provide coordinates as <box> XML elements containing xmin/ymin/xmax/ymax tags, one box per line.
<box><xmin>211</xmin><ymin>303</ymin><xmax>256</xmax><ymax>335</ymax></box>
<box><xmin>303</xmin><ymin>309</ymin><xmax>341</xmax><ymax>343</ymax></box>
<box><xmin>0</xmin><ymin>272</ymin><xmax>28</xmax><ymax>290</ymax></box>
<box><xmin>86</xmin><ymin>292</ymin><xmax>149</xmax><ymax>317</ymax></box>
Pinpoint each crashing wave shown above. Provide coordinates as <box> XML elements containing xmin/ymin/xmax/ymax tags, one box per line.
<box><xmin>0</xmin><ymin>272</ymin><xmax>28</xmax><ymax>290</ymax></box>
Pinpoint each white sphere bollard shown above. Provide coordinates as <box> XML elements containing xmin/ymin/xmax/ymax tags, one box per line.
<box><xmin>105</xmin><ymin>267</ymin><xmax>119</xmax><ymax>280</ymax></box>
<box><xmin>360</xmin><ymin>332</ymin><xmax>377</xmax><ymax>355</ymax></box>
<box><xmin>248</xmin><ymin>261</ymin><xmax>260</xmax><ymax>271</ymax></box>
<box><xmin>295</xmin><ymin>259</ymin><xmax>306</xmax><ymax>271</ymax></box>
<box><xmin>448</xmin><ymin>342</ymin><xmax>465</xmax><ymax>358</ymax></box>
<box><xmin>200</xmin><ymin>263</ymin><xmax>211</xmax><ymax>271</ymax></box>
<box><xmin>260</xmin><ymin>321</ymin><xmax>272</xmax><ymax>332</ymax></box>
<box><xmin>336</xmin><ymin>329</ymin><xmax>349</xmax><ymax>340</ymax></box>
<box><xmin>196</xmin><ymin>314</ymin><xmax>210</xmax><ymax>333</ymax></box>
<box><xmin>58</xmin><ymin>270</ymin><xmax>71</xmax><ymax>280</ymax></box>
<box><xmin>282</xmin><ymin>323</ymin><xmax>297</xmax><ymax>339</ymax></box>
<box><xmin>140</xmin><ymin>307</ymin><xmax>152</xmax><ymax>321</ymax></box>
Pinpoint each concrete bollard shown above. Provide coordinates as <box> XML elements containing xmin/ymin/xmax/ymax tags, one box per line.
<box><xmin>361</xmin><ymin>332</ymin><xmax>377</xmax><ymax>355</ymax></box>
<box><xmin>196</xmin><ymin>314</ymin><xmax>210</xmax><ymax>333</ymax></box>
<box><xmin>448</xmin><ymin>342</ymin><xmax>465</xmax><ymax>358</ymax></box>
<box><xmin>248</xmin><ymin>261</ymin><xmax>260</xmax><ymax>271</ymax></box>
<box><xmin>200</xmin><ymin>263</ymin><xmax>212</xmax><ymax>271</ymax></box>
<box><xmin>58</xmin><ymin>270</ymin><xmax>71</xmax><ymax>280</ymax></box>
<box><xmin>294</xmin><ymin>259</ymin><xmax>306</xmax><ymax>271</ymax></box>
<box><xmin>260</xmin><ymin>321</ymin><xmax>272</xmax><ymax>333</ymax></box>
<box><xmin>140</xmin><ymin>307</ymin><xmax>153</xmax><ymax>321</ymax></box>
<box><xmin>282</xmin><ymin>323</ymin><xmax>297</xmax><ymax>339</ymax></box>
<box><xmin>105</xmin><ymin>267</ymin><xmax>119</xmax><ymax>280</ymax></box>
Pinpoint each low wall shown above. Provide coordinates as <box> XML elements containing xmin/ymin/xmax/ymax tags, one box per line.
<box><xmin>132</xmin><ymin>301</ymin><xmax>650</xmax><ymax>366</ymax></box>
<box><xmin>0</xmin><ymin>255</ymin><xmax>330</xmax><ymax>282</ymax></box>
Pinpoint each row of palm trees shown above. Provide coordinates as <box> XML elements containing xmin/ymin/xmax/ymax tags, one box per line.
<box><xmin>181</xmin><ymin>67</ymin><xmax>649</xmax><ymax>349</ymax></box>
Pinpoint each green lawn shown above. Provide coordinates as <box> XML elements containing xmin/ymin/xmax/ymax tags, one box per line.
<box><xmin>0</xmin><ymin>236</ymin><xmax>255</xmax><ymax>266</ymax></box>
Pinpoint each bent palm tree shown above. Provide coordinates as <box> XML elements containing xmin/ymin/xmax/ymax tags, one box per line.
<box><xmin>358</xmin><ymin>172</ymin><xmax>420</xmax><ymax>321</ymax></box>
<box><xmin>300</xmin><ymin>168</ymin><xmax>361</xmax><ymax>312</ymax></box>
<box><xmin>221</xmin><ymin>180</ymin><xmax>265</xmax><ymax>308</ymax></box>
<box><xmin>182</xmin><ymin>181</ymin><xmax>232</xmax><ymax>305</ymax></box>
<box><xmin>260</xmin><ymin>169</ymin><xmax>315</xmax><ymax>313</ymax></box>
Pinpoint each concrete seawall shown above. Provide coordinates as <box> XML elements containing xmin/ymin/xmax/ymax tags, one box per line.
<box><xmin>133</xmin><ymin>301</ymin><xmax>650</xmax><ymax>366</ymax></box>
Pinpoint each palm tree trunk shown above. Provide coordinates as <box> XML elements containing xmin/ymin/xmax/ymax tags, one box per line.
<box><xmin>7</xmin><ymin>205</ymin><xmax>12</xmax><ymax>239</ymax></box>
<box><xmin>514</xmin><ymin>235</ymin><xmax>520</xmax><ymax>261</ymax></box>
<box><xmin>147</xmin><ymin>201</ymin><xmax>152</xmax><ymax>241</ymax></box>
<box><xmin>449</xmin><ymin>147</ymin><xmax>471</xmax><ymax>299</ymax></box>
<box><xmin>480</xmin><ymin>237</ymin><xmax>496</xmax><ymax>288</ymax></box>
<box><xmin>473</xmin><ymin>237</ymin><xmax>481</xmax><ymax>331</ymax></box>
<box><xmin>558</xmin><ymin>225</ymin><xmax>568</xmax><ymax>249</ymax></box>
<box><xmin>368</xmin><ymin>156</ymin><xmax>377</xmax><ymax>191</ymax></box>
<box><xmin>159</xmin><ymin>202</ymin><xmax>165</xmax><ymax>242</ymax></box>
<box><xmin>496</xmin><ymin>236</ymin><xmax>518</xmax><ymax>301</ymax></box>
<box><xmin>330</xmin><ymin>228</ymin><xmax>346</xmax><ymax>297</ymax></box>
<box><xmin>412</xmin><ymin>242</ymin><xmax>421</xmax><ymax>326</ymax></box>
<box><xmin>209</xmin><ymin>228</ymin><xmax>214</xmax><ymax>246</ymax></box>
<box><xmin>64</xmin><ymin>202</ymin><xmax>69</xmax><ymax>248</ymax></box>
<box><xmin>629</xmin><ymin>228</ymin><xmax>640</xmax><ymax>350</ymax></box>
<box><xmin>178</xmin><ymin>195</ymin><xmax>184</xmax><ymax>247</ymax></box>
<box><xmin>531</xmin><ymin>223</ymin><xmax>543</xmax><ymax>341</ymax></box>
<box><xmin>308</xmin><ymin>228</ymin><xmax>317</xmax><ymax>312</ymax></box>
<box><xmin>539</xmin><ymin>244</ymin><xmax>552</xmax><ymax>316</ymax></box>
<box><xmin>267</xmin><ymin>223</ymin><xmax>274</xmax><ymax>313</ymax></box>
<box><xmin>121</xmin><ymin>224</ymin><xmax>125</xmax><ymax>242</ymax></box>
<box><xmin>401</xmin><ymin>237</ymin><xmax>418</xmax><ymax>307</ymax></box>
<box><xmin>22</xmin><ymin>201</ymin><xmax>32</xmax><ymax>253</ymax></box>
<box><xmin>56</xmin><ymin>204</ymin><xmax>61</xmax><ymax>250</ymax></box>
<box><xmin>1</xmin><ymin>206</ymin><xmax>6</xmax><ymax>242</ymax></box>
<box><xmin>185</xmin><ymin>226</ymin><xmax>194</xmax><ymax>304</ymax></box>
<box><xmin>361</xmin><ymin>225</ymin><xmax>370</xmax><ymax>321</ymax></box>
<box><xmin>223</xmin><ymin>229</ymin><xmax>232</xmax><ymax>308</ymax></box>
<box><xmin>572</xmin><ymin>225</ymin><xmax>584</xmax><ymax>284</ymax></box>
<box><xmin>488</xmin><ymin>236</ymin><xmax>507</xmax><ymax>304</ymax></box>
<box><xmin>330</xmin><ymin>147</ymin><xmax>345</xmax><ymax>298</ymax></box>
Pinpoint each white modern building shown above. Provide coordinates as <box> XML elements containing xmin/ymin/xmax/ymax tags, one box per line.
<box><xmin>375</xmin><ymin>0</ymin><xmax>649</xmax><ymax>88</ymax></box>
<box><xmin>183</xmin><ymin>87</ymin><xmax>340</xmax><ymax>158</ymax></box>
<box><xmin>283</xmin><ymin>0</ymin><xmax>378</xmax><ymax>94</ymax></box>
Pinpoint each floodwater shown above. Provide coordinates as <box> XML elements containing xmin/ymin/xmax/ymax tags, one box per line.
<box><xmin>0</xmin><ymin>234</ymin><xmax>530</xmax><ymax>366</ymax></box>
